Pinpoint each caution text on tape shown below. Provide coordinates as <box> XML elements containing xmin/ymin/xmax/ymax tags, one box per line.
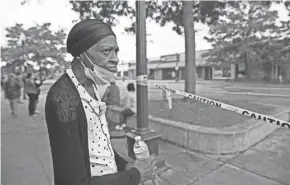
<box><xmin>154</xmin><ymin>84</ymin><xmax>290</xmax><ymax>130</ymax></box>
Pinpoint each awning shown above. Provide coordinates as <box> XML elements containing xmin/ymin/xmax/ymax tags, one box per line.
<box><xmin>128</xmin><ymin>63</ymin><xmax>160</xmax><ymax>70</ymax></box>
<box><xmin>128</xmin><ymin>64</ymin><xmax>136</xmax><ymax>70</ymax></box>
<box><xmin>148</xmin><ymin>63</ymin><xmax>160</xmax><ymax>69</ymax></box>
<box><xmin>158</xmin><ymin>62</ymin><xmax>185</xmax><ymax>69</ymax></box>
<box><xmin>127</xmin><ymin>59</ymin><xmax>212</xmax><ymax>70</ymax></box>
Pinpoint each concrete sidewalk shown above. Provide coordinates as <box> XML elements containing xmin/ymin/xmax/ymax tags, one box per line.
<box><xmin>112</xmin><ymin>129</ymin><xmax>290</xmax><ymax>185</ymax></box>
<box><xmin>1</xmin><ymin>94</ymin><xmax>53</xmax><ymax>185</ymax></box>
<box><xmin>1</xmin><ymin>94</ymin><xmax>290</xmax><ymax>185</ymax></box>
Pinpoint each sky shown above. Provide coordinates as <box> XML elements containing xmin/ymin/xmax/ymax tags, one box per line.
<box><xmin>1</xmin><ymin>0</ymin><xmax>289</xmax><ymax>64</ymax></box>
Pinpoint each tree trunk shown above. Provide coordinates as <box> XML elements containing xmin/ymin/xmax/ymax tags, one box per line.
<box><xmin>183</xmin><ymin>1</ymin><xmax>196</xmax><ymax>101</ymax></box>
<box><xmin>244</xmin><ymin>53</ymin><xmax>249</xmax><ymax>79</ymax></box>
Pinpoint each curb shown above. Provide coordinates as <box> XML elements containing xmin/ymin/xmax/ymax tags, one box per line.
<box><xmin>219</xmin><ymin>91</ymin><xmax>290</xmax><ymax>98</ymax></box>
<box><xmin>107</xmin><ymin>106</ymin><xmax>290</xmax><ymax>155</ymax></box>
<box><xmin>224</xmin><ymin>86</ymin><xmax>290</xmax><ymax>91</ymax></box>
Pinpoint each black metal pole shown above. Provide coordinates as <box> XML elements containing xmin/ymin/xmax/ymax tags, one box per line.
<box><xmin>126</xmin><ymin>0</ymin><xmax>163</xmax><ymax>162</ymax></box>
<box><xmin>136</xmin><ymin>0</ymin><xmax>149</xmax><ymax>133</ymax></box>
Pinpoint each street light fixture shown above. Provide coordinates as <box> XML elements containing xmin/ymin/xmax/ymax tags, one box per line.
<box><xmin>17</xmin><ymin>33</ymin><xmax>27</xmax><ymax>73</ymax></box>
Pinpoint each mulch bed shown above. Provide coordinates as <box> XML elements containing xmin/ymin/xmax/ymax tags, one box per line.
<box><xmin>148</xmin><ymin>98</ymin><xmax>276</xmax><ymax>128</ymax></box>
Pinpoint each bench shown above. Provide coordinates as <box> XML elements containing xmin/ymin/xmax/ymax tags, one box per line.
<box><xmin>106</xmin><ymin>105</ymin><xmax>137</xmax><ymax>139</ymax></box>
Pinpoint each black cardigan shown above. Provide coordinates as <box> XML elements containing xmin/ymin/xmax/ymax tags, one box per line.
<box><xmin>45</xmin><ymin>73</ymin><xmax>141</xmax><ymax>185</ymax></box>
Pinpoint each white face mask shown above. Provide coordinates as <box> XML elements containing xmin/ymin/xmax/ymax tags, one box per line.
<box><xmin>81</xmin><ymin>53</ymin><xmax>115</xmax><ymax>85</ymax></box>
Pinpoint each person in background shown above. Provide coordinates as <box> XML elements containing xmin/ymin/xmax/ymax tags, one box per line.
<box><xmin>34</xmin><ymin>75</ymin><xmax>43</xmax><ymax>113</ymax></box>
<box><xmin>22</xmin><ymin>73</ymin><xmax>27</xmax><ymax>99</ymax></box>
<box><xmin>115</xmin><ymin>83</ymin><xmax>136</xmax><ymax>130</ymax></box>
<box><xmin>15</xmin><ymin>72</ymin><xmax>24</xmax><ymax>103</ymax></box>
<box><xmin>3</xmin><ymin>73</ymin><xmax>22</xmax><ymax>117</ymax></box>
<box><xmin>101</xmin><ymin>78</ymin><xmax>120</xmax><ymax>106</ymax></box>
<box><xmin>26</xmin><ymin>73</ymin><xmax>42</xmax><ymax>116</ymax></box>
<box><xmin>1</xmin><ymin>76</ymin><xmax>5</xmax><ymax>96</ymax></box>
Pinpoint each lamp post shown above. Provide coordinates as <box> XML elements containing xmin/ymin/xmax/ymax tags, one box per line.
<box><xmin>175</xmin><ymin>65</ymin><xmax>179</xmax><ymax>82</ymax></box>
<box><xmin>125</xmin><ymin>1</ymin><xmax>163</xmax><ymax>167</ymax></box>
<box><xmin>17</xmin><ymin>33</ymin><xmax>27</xmax><ymax>72</ymax></box>
<box><xmin>18</xmin><ymin>32</ymin><xmax>27</xmax><ymax>99</ymax></box>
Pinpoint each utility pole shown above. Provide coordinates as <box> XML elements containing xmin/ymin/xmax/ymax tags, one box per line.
<box><xmin>135</xmin><ymin>0</ymin><xmax>148</xmax><ymax>133</ymax></box>
<box><xmin>125</xmin><ymin>1</ymin><xmax>163</xmax><ymax>165</ymax></box>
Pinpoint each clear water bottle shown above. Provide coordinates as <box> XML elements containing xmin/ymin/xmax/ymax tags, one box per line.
<box><xmin>133</xmin><ymin>136</ymin><xmax>150</xmax><ymax>160</ymax></box>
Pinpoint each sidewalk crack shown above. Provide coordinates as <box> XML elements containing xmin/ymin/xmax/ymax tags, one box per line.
<box><xmin>225</xmin><ymin>163</ymin><xmax>285</xmax><ymax>185</ymax></box>
<box><xmin>34</xmin><ymin>148</ymin><xmax>52</xmax><ymax>185</ymax></box>
<box><xmin>189</xmin><ymin>163</ymin><xmax>226</xmax><ymax>185</ymax></box>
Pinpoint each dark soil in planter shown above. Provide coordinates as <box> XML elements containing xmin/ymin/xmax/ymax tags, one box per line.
<box><xmin>148</xmin><ymin>98</ymin><xmax>276</xmax><ymax>128</ymax></box>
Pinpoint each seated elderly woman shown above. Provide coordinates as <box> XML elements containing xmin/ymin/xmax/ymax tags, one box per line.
<box><xmin>115</xmin><ymin>83</ymin><xmax>136</xmax><ymax>130</ymax></box>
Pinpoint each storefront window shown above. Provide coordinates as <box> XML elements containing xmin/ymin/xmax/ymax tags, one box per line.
<box><xmin>162</xmin><ymin>68</ymin><xmax>175</xmax><ymax>80</ymax></box>
<box><xmin>213</xmin><ymin>66</ymin><xmax>222</xmax><ymax>78</ymax></box>
<box><xmin>197</xmin><ymin>67</ymin><xmax>202</xmax><ymax>78</ymax></box>
<box><xmin>222</xmin><ymin>66</ymin><xmax>231</xmax><ymax>77</ymax></box>
<box><xmin>213</xmin><ymin>65</ymin><xmax>231</xmax><ymax>78</ymax></box>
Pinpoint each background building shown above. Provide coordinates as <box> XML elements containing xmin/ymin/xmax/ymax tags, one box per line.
<box><xmin>116</xmin><ymin>61</ymin><xmax>131</xmax><ymax>80</ymax></box>
<box><xmin>118</xmin><ymin>50</ymin><xmax>290</xmax><ymax>83</ymax></box>
<box><xmin>125</xmin><ymin>50</ymin><xmax>218</xmax><ymax>80</ymax></box>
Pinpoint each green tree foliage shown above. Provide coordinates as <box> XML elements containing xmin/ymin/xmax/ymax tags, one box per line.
<box><xmin>70</xmin><ymin>0</ymin><xmax>229</xmax><ymax>94</ymax></box>
<box><xmin>70</xmin><ymin>1</ymin><xmax>228</xmax><ymax>35</ymax></box>
<box><xmin>203</xmin><ymin>1</ymin><xmax>288</xmax><ymax>79</ymax></box>
<box><xmin>278</xmin><ymin>2</ymin><xmax>290</xmax><ymax>59</ymax></box>
<box><xmin>1</xmin><ymin>23</ymin><xmax>67</xmax><ymax>71</ymax></box>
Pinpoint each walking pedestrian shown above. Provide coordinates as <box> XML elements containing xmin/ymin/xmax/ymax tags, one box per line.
<box><xmin>15</xmin><ymin>72</ymin><xmax>24</xmax><ymax>103</ymax></box>
<box><xmin>34</xmin><ymin>75</ymin><xmax>43</xmax><ymax>113</ymax></box>
<box><xmin>3</xmin><ymin>73</ymin><xmax>22</xmax><ymax>117</ymax></box>
<box><xmin>22</xmin><ymin>73</ymin><xmax>27</xmax><ymax>99</ymax></box>
<box><xmin>26</xmin><ymin>73</ymin><xmax>42</xmax><ymax>116</ymax></box>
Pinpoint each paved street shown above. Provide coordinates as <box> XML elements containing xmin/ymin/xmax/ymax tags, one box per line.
<box><xmin>112</xmin><ymin>80</ymin><xmax>290</xmax><ymax>109</ymax></box>
<box><xmin>41</xmin><ymin>79</ymin><xmax>290</xmax><ymax>110</ymax></box>
<box><xmin>1</xmin><ymin>80</ymin><xmax>290</xmax><ymax>185</ymax></box>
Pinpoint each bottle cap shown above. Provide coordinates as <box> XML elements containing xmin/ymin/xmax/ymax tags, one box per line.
<box><xmin>135</xmin><ymin>136</ymin><xmax>141</xmax><ymax>141</ymax></box>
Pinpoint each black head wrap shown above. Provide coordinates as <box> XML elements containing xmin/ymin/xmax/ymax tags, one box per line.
<box><xmin>67</xmin><ymin>19</ymin><xmax>116</xmax><ymax>57</ymax></box>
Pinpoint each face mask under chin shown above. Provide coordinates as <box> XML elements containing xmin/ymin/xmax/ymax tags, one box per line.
<box><xmin>81</xmin><ymin>53</ymin><xmax>115</xmax><ymax>85</ymax></box>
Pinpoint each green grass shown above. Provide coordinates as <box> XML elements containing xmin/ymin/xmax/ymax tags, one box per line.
<box><xmin>148</xmin><ymin>99</ymin><xmax>277</xmax><ymax>128</ymax></box>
